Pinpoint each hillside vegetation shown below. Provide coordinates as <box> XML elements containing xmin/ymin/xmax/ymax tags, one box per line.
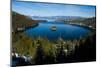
<box><xmin>12</xmin><ymin>32</ymin><xmax>96</xmax><ymax>66</ymax></box>
<box><xmin>12</xmin><ymin>12</ymin><xmax>46</xmax><ymax>32</ymax></box>
<box><xmin>68</xmin><ymin>17</ymin><xmax>96</xmax><ymax>28</ymax></box>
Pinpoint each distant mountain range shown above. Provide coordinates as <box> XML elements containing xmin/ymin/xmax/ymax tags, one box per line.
<box><xmin>31</xmin><ymin>16</ymin><xmax>96</xmax><ymax>28</ymax></box>
<box><xmin>12</xmin><ymin>11</ymin><xmax>96</xmax><ymax>31</ymax></box>
<box><xmin>31</xmin><ymin>16</ymin><xmax>87</xmax><ymax>22</ymax></box>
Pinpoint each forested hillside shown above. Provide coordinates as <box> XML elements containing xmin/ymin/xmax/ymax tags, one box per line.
<box><xmin>67</xmin><ymin>17</ymin><xmax>96</xmax><ymax>29</ymax></box>
<box><xmin>12</xmin><ymin>12</ymin><xmax>46</xmax><ymax>32</ymax></box>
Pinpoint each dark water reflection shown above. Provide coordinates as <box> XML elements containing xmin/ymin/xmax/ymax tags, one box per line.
<box><xmin>25</xmin><ymin>22</ymin><xmax>91</xmax><ymax>40</ymax></box>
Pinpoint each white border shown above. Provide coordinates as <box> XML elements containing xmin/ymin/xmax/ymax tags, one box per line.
<box><xmin>19</xmin><ymin>0</ymin><xmax>96</xmax><ymax>5</ymax></box>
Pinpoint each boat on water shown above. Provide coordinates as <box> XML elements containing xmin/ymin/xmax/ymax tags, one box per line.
<box><xmin>50</xmin><ymin>25</ymin><xmax>57</xmax><ymax>31</ymax></box>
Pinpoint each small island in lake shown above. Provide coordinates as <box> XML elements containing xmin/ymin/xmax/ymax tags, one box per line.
<box><xmin>50</xmin><ymin>25</ymin><xmax>57</xmax><ymax>31</ymax></box>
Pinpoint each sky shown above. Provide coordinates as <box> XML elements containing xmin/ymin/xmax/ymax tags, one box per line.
<box><xmin>12</xmin><ymin>0</ymin><xmax>96</xmax><ymax>17</ymax></box>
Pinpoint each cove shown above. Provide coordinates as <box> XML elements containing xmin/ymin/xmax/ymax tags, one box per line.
<box><xmin>24</xmin><ymin>22</ymin><xmax>91</xmax><ymax>40</ymax></box>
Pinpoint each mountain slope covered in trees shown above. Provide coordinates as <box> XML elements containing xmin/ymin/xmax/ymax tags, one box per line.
<box><xmin>68</xmin><ymin>17</ymin><xmax>96</xmax><ymax>28</ymax></box>
<box><xmin>12</xmin><ymin>11</ymin><xmax>46</xmax><ymax>32</ymax></box>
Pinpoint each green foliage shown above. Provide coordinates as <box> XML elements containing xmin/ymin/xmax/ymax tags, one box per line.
<box><xmin>12</xmin><ymin>11</ymin><xmax>39</xmax><ymax>32</ymax></box>
<box><xmin>12</xmin><ymin>32</ymin><xmax>96</xmax><ymax>64</ymax></box>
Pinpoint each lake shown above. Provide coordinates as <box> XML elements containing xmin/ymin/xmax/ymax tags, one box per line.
<box><xmin>25</xmin><ymin>22</ymin><xmax>91</xmax><ymax>40</ymax></box>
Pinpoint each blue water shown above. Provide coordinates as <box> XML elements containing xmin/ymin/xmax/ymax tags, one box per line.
<box><xmin>25</xmin><ymin>22</ymin><xmax>91</xmax><ymax>40</ymax></box>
